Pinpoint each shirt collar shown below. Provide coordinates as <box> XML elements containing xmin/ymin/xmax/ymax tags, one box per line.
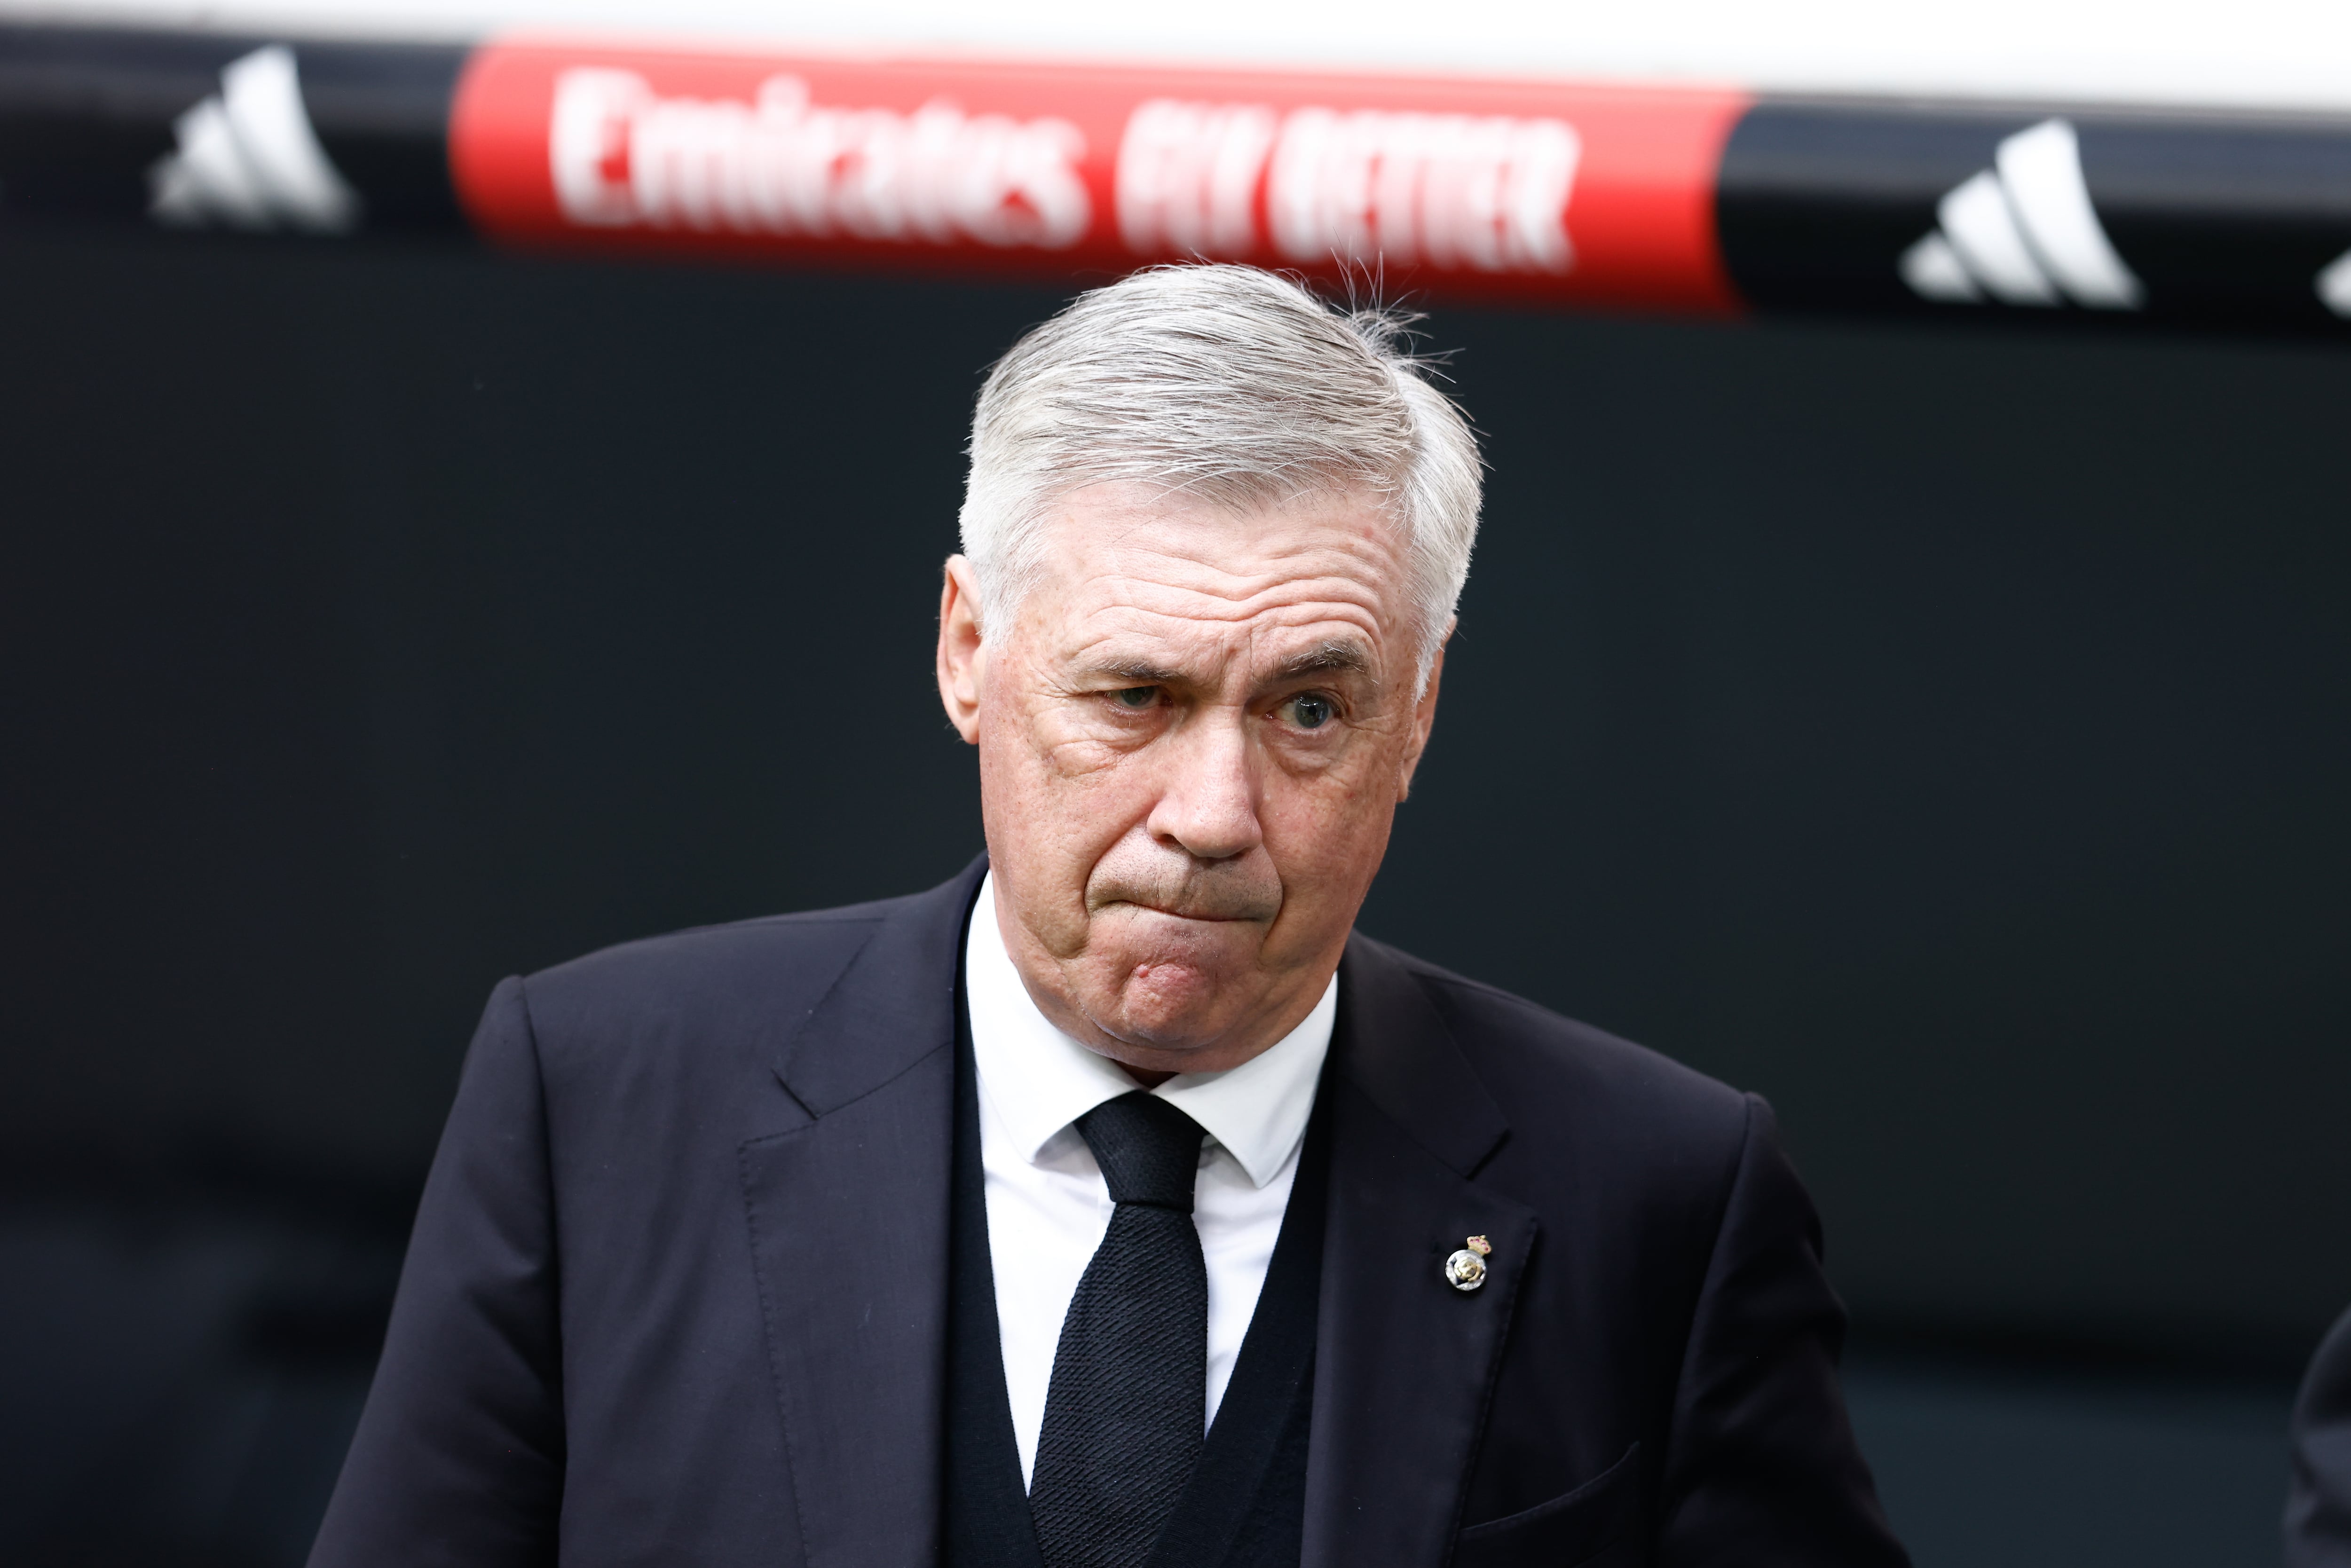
<box><xmin>964</xmin><ymin>871</ymin><xmax>1334</xmax><ymax>1190</ymax></box>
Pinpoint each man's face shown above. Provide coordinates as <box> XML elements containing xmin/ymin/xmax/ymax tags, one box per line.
<box><xmin>937</xmin><ymin>482</ymin><xmax>1445</xmax><ymax>1078</ymax></box>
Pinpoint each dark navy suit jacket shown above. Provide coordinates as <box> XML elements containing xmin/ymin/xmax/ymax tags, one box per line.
<box><xmin>2290</xmin><ymin>1305</ymin><xmax>2351</xmax><ymax>1568</ymax></box>
<box><xmin>310</xmin><ymin>859</ymin><xmax>1907</xmax><ymax>1567</ymax></box>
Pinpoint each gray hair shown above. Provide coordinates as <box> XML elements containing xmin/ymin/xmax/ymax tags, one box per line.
<box><xmin>957</xmin><ymin>264</ymin><xmax>1482</xmax><ymax>692</ymax></box>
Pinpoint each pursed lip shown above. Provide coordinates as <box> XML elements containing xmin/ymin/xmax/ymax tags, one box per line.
<box><xmin>1096</xmin><ymin>898</ymin><xmax>1273</xmax><ymax>924</ymax></box>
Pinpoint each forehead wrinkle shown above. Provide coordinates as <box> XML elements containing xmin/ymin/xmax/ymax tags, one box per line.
<box><xmin>1062</xmin><ymin>604</ymin><xmax>1388</xmax><ymax>693</ymax></box>
<box><xmin>1091</xmin><ymin>532</ymin><xmax>1396</xmax><ymax>596</ymax></box>
<box><xmin>1033</xmin><ymin>496</ymin><xmax>1412</xmax><ymax>684</ymax></box>
<box><xmin>1077</xmin><ymin>543</ymin><xmax>1401</xmax><ymax>616</ymax></box>
<box><xmin>1071</xmin><ymin>594</ymin><xmax>1382</xmax><ymax>654</ymax></box>
<box><xmin>1102</xmin><ymin>585</ymin><xmax>1387</xmax><ymax>638</ymax></box>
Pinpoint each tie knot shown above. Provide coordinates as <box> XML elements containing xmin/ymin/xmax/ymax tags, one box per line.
<box><xmin>1075</xmin><ymin>1092</ymin><xmax>1204</xmax><ymax>1211</ymax></box>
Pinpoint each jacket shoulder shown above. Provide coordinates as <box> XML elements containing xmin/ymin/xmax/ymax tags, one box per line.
<box><xmin>1359</xmin><ymin>934</ymin><xmax>1754</xmax><ymax>1169</ymax></box>
<box><xmin>502</xmin><ymin>882</ymin><xmax>958</xmax><ymax>1091</ymax></box>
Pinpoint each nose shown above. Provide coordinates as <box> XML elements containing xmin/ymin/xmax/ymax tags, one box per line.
<box><xmin>1144</xmin><ymin>709</ymin><xmax>1263</xmax><ymax>863</ymax></box>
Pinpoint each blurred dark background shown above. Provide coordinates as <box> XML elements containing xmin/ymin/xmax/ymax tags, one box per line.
<box><xmin>1</xmin><ymin>224</ymin><xmax>2345</xmax><ymax>1565</ymax></box>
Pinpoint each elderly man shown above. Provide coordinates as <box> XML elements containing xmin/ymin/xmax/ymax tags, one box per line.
<box><xmin>311</xmin><ymin>265</ymin><xmax>1906</xmax><ymax>1568</ymax></box>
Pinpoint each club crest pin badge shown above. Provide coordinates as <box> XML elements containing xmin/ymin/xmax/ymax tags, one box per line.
<box><xmin>1444</xmin><ymin>1235</ymin><xmax>1493</xmax><ymax>1292</ymax></box>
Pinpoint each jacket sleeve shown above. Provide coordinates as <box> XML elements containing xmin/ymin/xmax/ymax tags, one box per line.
<box><xmin>1656</xmin><ymin>1095</ymin><xmax>1909</xmax><ymax>1567</ymax></box>
<box><xmin>309</xmin><ymin>977</ymin><xmax>565</xmax><ymax>1568</ymax></box>
<box><xmin>2288</xmin><ymin>1304</ymin><xmax>2351</xmax><ymax>1568</ymax></box>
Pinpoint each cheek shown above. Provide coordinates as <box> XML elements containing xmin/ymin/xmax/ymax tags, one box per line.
<box><xmin>1258</xmin><ymin>745</ymin><xmax>1399</xmax><ymax>885</ymax></box>
<box><xmin>978</xmin><ymin>699</ymin><xmax>1150</xmax><ymax>864</ymax></box>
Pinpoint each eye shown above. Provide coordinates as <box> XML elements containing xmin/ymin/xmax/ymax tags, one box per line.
<box><xmin>1283</xmin><ymin>693</ymin><xmax>1336</xmax><ymax>730</ymax></box>
<box><xmin>1111</xmin><ymin>686</ymin><xmax>1159</xmax><ymax>710</ymax></box>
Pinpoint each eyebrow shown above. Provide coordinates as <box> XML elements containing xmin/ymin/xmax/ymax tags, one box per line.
<box><xmin>1080</xmin><ymin>656</ymin><xmax>1189</xmax><ymax>686</ymax></box>
<box><xmin>1272</xmin><ymin>640</ymin><xmax>1374</xmax><ymax>682</ymax></box>
<box><xmin>1073</xmin><ymin>639</ymin><xmax>1375</xmax><ymax>689</ymax></box>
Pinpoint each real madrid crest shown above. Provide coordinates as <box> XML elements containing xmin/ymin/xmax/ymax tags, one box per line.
<box><xmin>1444</xmin><ymin>1234</ymin><xmax>1492</xmax><ymax>1292</ymax></box>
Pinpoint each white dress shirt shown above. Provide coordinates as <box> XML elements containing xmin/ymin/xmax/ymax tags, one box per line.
<box><xmin>964</xmin><ymin>873</ymin><xmax>1335</xmax><ymax>1488</ymax></box>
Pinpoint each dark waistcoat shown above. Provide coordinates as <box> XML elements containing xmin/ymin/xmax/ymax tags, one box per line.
<box><xmin>944</xmin><ymin>996</ymin><xmax>1329</xmax><ymax>1568</ymax></box>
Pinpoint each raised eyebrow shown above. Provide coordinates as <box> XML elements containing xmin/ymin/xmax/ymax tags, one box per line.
<box><xmin>1073</xmin><ymin>643</ymin><xmax>1373</xmax><ymax>688</ymax></box>
<box><xmin>1076</xmin><ymin>656</ymin><xmax>1189</xmax><ymax>686</ymax></box>
<box><xmin>1270</xmin><ymin>640</ymin><xmax>1375</xmax><ymax>683</ymax></box>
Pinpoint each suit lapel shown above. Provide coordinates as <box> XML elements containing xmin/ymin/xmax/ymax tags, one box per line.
<box><xmin>1303</xmin><ymin>934</ymin><xmax>1539</xmax><ymax>1568</ymax></box>
<box><xmin>738</xmin><ymin>860</ymin><xmax>986</xmax><ymax>1568</ymax></box>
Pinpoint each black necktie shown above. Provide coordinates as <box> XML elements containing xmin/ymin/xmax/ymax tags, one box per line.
<box><xmin>1028</xmin><ymin>1091</ymin><xmax>1209</xmax><ymax>1568</ymax></box>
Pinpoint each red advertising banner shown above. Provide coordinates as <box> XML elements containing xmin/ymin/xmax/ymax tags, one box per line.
<box><xmin>450</xmin><ymin>40</ymin><xmax>1750</xmax><ymax>312</ymax></box>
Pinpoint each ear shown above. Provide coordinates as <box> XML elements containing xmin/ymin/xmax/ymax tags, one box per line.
<box><xmin>1394</xmin><ymin>625</ymin><xmax>1450</xmax><ymax>802</ymax></box>
<box><xmin>937</xmin><ymin>556</ymin><xmax>988</xmax><ymax>744</ymax></box>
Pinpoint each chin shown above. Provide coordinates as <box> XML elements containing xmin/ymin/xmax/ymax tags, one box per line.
<box><xmin>1095</xmin><ymin>960</ymin><xmax>1242</xmax><ymax>1055</ymax></box>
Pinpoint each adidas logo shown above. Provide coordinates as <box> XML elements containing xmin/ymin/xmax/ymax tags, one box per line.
<box><xmin>1900</xmin><ymin>118</ymin><xmax>2142</xmax><ymax>311</ymax></box>
<box><xmin>148</xmin><ymin>46</ymin><xmax>360</xmax><ymax>234</ymax></box>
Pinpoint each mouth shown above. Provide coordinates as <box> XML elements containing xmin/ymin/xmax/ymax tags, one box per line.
<box><xmin>1083</xmin><ymin>856</ymin><xmax>1285</xmax><ymax>929</ymax></box>
<box><xmin>1104</xmin><ymin>898</ymin><xmax>1270</xmax><ymax>925</ymax></box>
